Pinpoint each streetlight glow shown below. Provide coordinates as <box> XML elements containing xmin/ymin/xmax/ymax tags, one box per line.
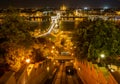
<box><xmin>51</xmin><ymin>50</ymin><xmax>54</xmax><ymax>53</ymax></box>
<box><xmin>52</xmin><ymin>46</ymin><xmax>55</xmax><ymax>49</ymax></box>
<box><xmin>101</xmin><ymin>54</ymin><xmax>105</xmax><ymax>58</ymax></box>
<box><xmin>26</xmin><ymin>59</ymin><xmax>30</xmax><ymax>63</ymax></box>
<box><xmin>47</xmin><ymin>66</ymin><xmax>50</xmax><ymax>72</ymax></box>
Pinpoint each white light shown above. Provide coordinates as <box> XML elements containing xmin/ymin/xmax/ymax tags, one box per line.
<box><xmin>111</xmin><ymin>69</ymin><xmax>115</xmax><ymax>72</ymax></box>
<box><xmin>84</xmin><ymin>7</ymin><xmax>88</xmax><ymax>10</ymax></box>
<box><xmin>101</xmin><ymin>54</ymin><xmax>105</xmax><ymax>58</ymax></box>
<box><xmin>104</xmin><ymin>6</ymin><xmax>108</xmax><ymax>9</ymax></box>
<box><xmin>68</xmin><ymin>69</ymin><xmax>71</xmax><ymax>73</ymax></box>
<box><xmin>55</xmin><ymin>24</ymin><xmax>58</xmax><ymax>27</ymax></box>
<box><xmin>26</xmin><ymin>59</ymin><xmax>30</xmax><ymax>63</ymax></box>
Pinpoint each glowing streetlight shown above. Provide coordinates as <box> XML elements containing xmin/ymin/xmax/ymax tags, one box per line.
<box><xmin>97</xmin><ymin>54</ymin><xmax>105</xmax><ymax>63</ymax></box>
<box><xmin>52</xmin><ymin>46</ymin><xmax>55</xmax><ymax>49</ymax></box>
<box><xmin>99</xmin><ymin>54</ymin><xmax>106</xmax><ymax>66</ymax></box>
<box><xmin>25</xmin><ymin>59</ymin><xmax>30</xmax><ymax>63</ymax></box>
<box><xmin>101</xmin><ymin>54</ymin><xmax>105</xmax><ymax>58</ymax></box>
<box><xmin>55</xmin><ymin>24</ymin><xmax>58</xmax><ymax>27</ymax></box>
<box><xmin>47</xmin><ymin>66</ymin><xmax>50</xmax><ymax>72</ymax></box>
<box><xmin>51</xmin><ymin>50</ymin><xmax>54</xmax><ymax>53</ymax></box>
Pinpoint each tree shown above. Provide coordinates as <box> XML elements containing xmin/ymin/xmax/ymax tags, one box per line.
<box><xmin>72</xmin><ymin>19</ymin><xmax>120</xmax><ymax>62</ymax></box>
<box><xmin>0</xmin><ymin>7</ymin><xmax>54</xmax><ymax>71</ymax></box>
<box><xmin>0</xmin><ymin>7</ymin><xmax>35</xmax><ymax>71</ymax></box>
<box><xmin>60</xmin><ymin>21</ymin><xmax>75</xmax><ymax>31</ymax></box>
<box><xmin>0</xmin><ymin>7</ymin><xmax>35</xmax><ymax>47</ymax></box>
<box><xmin>39</xmin><ymin>16</ymin><xmax>50</xmax><ymax>32</ymax></box>
<box><xmin>31</xmin><ymin>48</ymin><xmax>45</xmax><ymax>62</ymax></box>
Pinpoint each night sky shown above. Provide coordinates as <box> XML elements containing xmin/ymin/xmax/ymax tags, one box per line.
<box><xmin>0</xmin><ymin>0</ymin><xmax>120</xmax><ymax>8</ymax></box>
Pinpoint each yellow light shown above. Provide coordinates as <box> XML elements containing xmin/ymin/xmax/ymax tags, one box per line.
<box><xmin>53</xmin><ymin>62</ymin><xmax>56</xmax><ymax>65</ymax></box>
<box><xmin>78</xmin><ymin>67</ymin><xmax>81</xmax><ymax>71</ymax></box>
<box><xmin>51</xmin><ymin>50</ymin><xmax>54</xmax><ymax>53</ymax></box>
<box><xmin>26</xmin><ymin>59</ymin><xmax>30</xmax><ymax>63</ymax></box>
<box><xmin>52</xmin><ymin>46</ymin><xmax>55</xmax><ymax>49</ymax></box>
<box><xmin>60</xmin><ymin>5</ymin><xmax>67</xmax><ymax>11</ymax></box>
<box><xmin>47</xmin><ymin>66</ymin><xmax>50</xmax><ymax>72</ymax></box>
<box><xmin>70</xmin><ymin>60</ymin><xmax>73</xmax><ymax>63</ymax></box>
<box><xmin>71</xmin><ymin>53</ymin><xmax>74</xmax><ymax>56</ymax></box>
<box><xmin>101</xmin><ymin>54</ymin><xmax>105</xmax><ymax>58</ymax></box>
<box><xmin>56</xmin><ymin>60</ymin><xmax>58</xmax><ymax>63</ymax></box>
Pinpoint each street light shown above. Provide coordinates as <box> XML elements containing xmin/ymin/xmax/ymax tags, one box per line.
<box><xmin>51</xmin><ymin>50</ymin><xmax>54</xmax><ymax>53</ymax></box>
<box><xmin>97</xmin><ymin>54</ymin><xmax>105</xmax><ymax>63</ymax></box>
<box><xmin>25</xmin><ymin>58</ymin><xmax>30</xmax><ymax>63</ymax></box>
<box><xmin>47</xmin><ymin>66</ymin><xmax>50</xmax><ymax>72</ymax></box>
<box><xmin>101</xmin><ymin>54</ymin><xmax>105</xmax><ymax>58</ymax></box>
<box><xmin>52</xmin><ymin>46</ymin><xmax>55</xmax><ymax>49</ymax></box>
<box><xmin>100</xmin><ymin>54</ymin><xmax>106</xmax><ymax>66</ymax></box>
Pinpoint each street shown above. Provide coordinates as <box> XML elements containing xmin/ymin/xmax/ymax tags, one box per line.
<box><xmin>44</xmin><ymin>62</ymin><xmax>83</xmax><ymax>84</ymax></box>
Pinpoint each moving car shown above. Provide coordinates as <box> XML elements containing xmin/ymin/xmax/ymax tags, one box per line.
<box><xmin>65</xmin><ymin>62</ymin><xmax>75</xmax><ymax>75</ymax></box>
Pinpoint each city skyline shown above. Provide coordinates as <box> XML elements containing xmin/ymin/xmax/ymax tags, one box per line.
<box><xmin>0</xmin><ymin>0</ymin><xmax>120</xmax><ymax>8</ymax></box>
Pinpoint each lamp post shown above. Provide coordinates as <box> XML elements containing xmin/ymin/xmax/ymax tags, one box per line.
<box><xmin>100</xmin><ymin>54</ymin><xmax>105</xmax><ymax>66</ymax></box>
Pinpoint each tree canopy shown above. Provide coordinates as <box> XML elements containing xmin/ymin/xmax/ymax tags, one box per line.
<box><xmin>0</xmin><ymin>7</ymin><xmax>49</xmax><ymax>71</ymax></box>
<box><xmin>72</xmin><ymin>19</ymin><xmax>120</xmax><ymax>62</ymax></box>
<box><xmin>0</xmin><ymin>7</ymin><xmax>35</xmax><ymax>47</ymax></box>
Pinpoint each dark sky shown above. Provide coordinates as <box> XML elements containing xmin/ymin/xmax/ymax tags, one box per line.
<box><xmin>0</xmin><ymin>0</ymin><xmax>120</xmax><ymax>8</ymax></box>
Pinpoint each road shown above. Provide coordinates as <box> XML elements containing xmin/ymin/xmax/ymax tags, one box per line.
<box><xmin>46</xmin><ymin>63</ymin><xmax>83</xmax><ymax>84</ymax></box>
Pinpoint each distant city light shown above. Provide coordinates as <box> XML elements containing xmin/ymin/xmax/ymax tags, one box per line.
<box><xmin>103</xmin><ymin>6</ymin><xmax>109</xmax><ymax>9</ymax></box>
<box><xmin>84</xmin><ymin>7</ymin><xmax>88</xmax><ymax>10</ymax></box>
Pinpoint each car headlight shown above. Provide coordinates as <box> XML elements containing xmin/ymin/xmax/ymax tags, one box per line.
<box><xmin>68</xmin><ymin>69</ymin><xmax>71</xmax><ymax>72</ymax></box>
